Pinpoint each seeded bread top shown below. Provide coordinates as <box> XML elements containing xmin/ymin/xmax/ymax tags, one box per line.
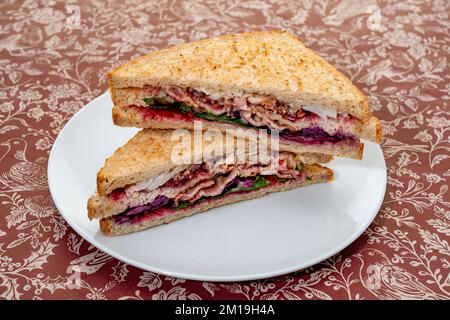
<box><xmin>107</xmin><ymin>30</ymin><xmax>370</xmax><ymax>119</ymax></box>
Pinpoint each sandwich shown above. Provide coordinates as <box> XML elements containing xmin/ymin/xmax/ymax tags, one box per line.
<box><xmin>107</xmin><ymin>30</ymin><xmax>382</xmax><ymax>160</ymax></box>
<box><xmin>87</xmin><ymin>129</ymin><xmax>333</xmax><ymax>236</ymax></box>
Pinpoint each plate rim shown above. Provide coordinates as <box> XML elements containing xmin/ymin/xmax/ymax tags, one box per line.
<box><xmin>48</xmin><ymin>91</ymin><xmax>387</xmax><ymax>282</ymax></box>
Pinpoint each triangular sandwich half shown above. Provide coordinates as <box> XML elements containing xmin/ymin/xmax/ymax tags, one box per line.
<box><xmin>88</xmin><ymin>129</ymin><xmax>333</xmax><ymax>236</ymax></box>
<box><xmin>107</xmin><ymin>30</ymin><xmax>382</xmax><ymax>160</ymax></box>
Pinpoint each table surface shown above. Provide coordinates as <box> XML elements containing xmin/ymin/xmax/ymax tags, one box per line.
<box><xmin>0</xmin><ymin>0</ymin><xmax>449</xmax><ymax>300</ymax></box>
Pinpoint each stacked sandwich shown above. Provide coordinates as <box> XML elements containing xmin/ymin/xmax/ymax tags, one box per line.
<box><xmin>88</xmin><ymin>31</ymin><xmax>382</xmax><ymax>236</ymax></box>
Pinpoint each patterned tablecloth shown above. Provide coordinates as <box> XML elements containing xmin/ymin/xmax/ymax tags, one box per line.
<box><xmin>0</xmin><ymin>0</ymin><xmax>449</xmax><ymax>300</ymax></box>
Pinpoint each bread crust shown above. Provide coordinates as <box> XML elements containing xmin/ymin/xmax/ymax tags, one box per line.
<box><xmin>361</xmin><ymin>116</ymin><xmax>383</xmax><ymax>144</ymax></box>
<box><xmin>95</xmin><ymin>130</ymin><xmax>178</xmax><ymax>196</ymax></box>
<box><xmin>100</xmin><ymin>164</ymin><xmax>333</xmax><ymax>236</ymax></box>
<box><xmin>107</xmin><ymin>30</ymin><xmax>370</xmax><ymax>119</ymax></box>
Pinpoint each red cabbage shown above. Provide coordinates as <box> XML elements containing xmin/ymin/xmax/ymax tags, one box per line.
<box><xmin>124</xmin><ymin>195</ymin><xmax>171</xmax><ymax>216</ymax></box>
<box><xmin>236</xmin><ymin>177</ymin><xmax>255</xmax><ymax>188</ymax></box>
<box><xmin>281</xmin><ymin>127</ymin><xmax>353</xmax><ymax>144</ymax></box>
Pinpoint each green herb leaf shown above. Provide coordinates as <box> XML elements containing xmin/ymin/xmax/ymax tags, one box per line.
<box><xmin>175</xmin><ymin>201</ymin><xmax>190</xmax><ymax>210</ymax></box>
<box><xmin>277</xmin><ymin>177</ymin><xmax>289</xmax><ymax>183</ymax></box>
<box><xmin>152</xmin><ymin>105</ymin><xmax>172</xmax><ymax>110</ymax></box>
<box><xmin>194</xmin><ymin>111</ymin><xmax>252</xmax><ymax>127</ymax></box>
<box><xmin>307</xmin><ymin>176</ymin><xmax>312</xmax><ymax>181</ymax></box>
<box><xmin>143</xmin><ymin>97</ymin><xmax>155</xmax><ymax>105</ymax></box>
<box><xmin>252</xmin><ymin>175</ymin><xmax>270</xmax><ymax>189</ymax></box>
<box><xmin>296</xmin><ymin>162</ymin><xmax>303</xmax><ymax>172</ymax></box>
<box><xmin>178</xmin><ymin>103</ymin><xmax>192</xmax><ymax>113</ymax></box>
<box><xmin>226</xmin><ymin>176</ymin><xmax>270</xmax><ymax>194</ymax></box>
<box><xmin>143</xmin><ymin>97</ymin><xmax>173</xmax><ymax>109</ymax></box>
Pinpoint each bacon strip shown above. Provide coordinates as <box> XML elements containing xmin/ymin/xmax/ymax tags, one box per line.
<box><xmin>167</xmin><ymin>152</ymin><xmax>299</xmax><ymax>205</ymax></box>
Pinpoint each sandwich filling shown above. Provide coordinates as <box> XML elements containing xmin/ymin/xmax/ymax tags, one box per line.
<box><xmin>130</xmin><ymin>85</ymin><xmax>361</xmax><ymax>146</ymax></box>
<box><xmin>108</xmin><ymin>152</ymin><xmax>308</xmax><ymax>225</ymax></box>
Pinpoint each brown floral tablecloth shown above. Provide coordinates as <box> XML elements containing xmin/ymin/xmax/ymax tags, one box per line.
<box><xmin>1</xmin><ymin>0</ymin><xmax>449</xmax><ymax>300</ymax></box>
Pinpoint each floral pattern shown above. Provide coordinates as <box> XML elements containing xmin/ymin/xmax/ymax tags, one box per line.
<box><xmin>0</xmin><ymin>0</ymin><xmax>449</xmax><ymax>300</ymax></box>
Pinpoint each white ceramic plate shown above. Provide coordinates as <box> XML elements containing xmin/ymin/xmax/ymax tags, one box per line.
<box><xmin>48</xmin><ymin>92</ymin><xmax>386</xmax><ymax>282</ymax></box>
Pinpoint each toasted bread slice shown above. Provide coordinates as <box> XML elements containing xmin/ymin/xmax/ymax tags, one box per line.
<box><xmin>107</xmin><ymin>30</ymin><xmax>370</xmax><ymax>119</ymax></box>
<box><xmin>99</xmin><ymin>164</ymin><xmax>333</xmax><ymax>236</ymax></box>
